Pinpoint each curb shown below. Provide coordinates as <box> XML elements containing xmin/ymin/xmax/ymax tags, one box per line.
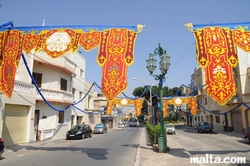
<box><xmin>134</xmin><ymin>128</ymin><xmax>143</xmax><ymax>166</ymax></box>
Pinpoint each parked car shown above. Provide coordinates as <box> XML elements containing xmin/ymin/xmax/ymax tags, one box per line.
<box><xmin>66</xmin><ymin>124</ymin><xmax>92</xmax><ymax>140</ymax></box>
<box><xmin>197</xmin><ymin>122</ymin><xmax>212</xmax><ymax>133</ymax></box>
<box><xmin>93</xmin><ymin>124</ymin><xmax>108</xmax><ymax>134</ymax></box>
<box><xmin>118</xmin><ymin>122</ymin><xmax>125</xmax><ymax>128</ymax></box>
<box><xmin>165</xmin><ymin>124</ymin><xmax>176</xmax><ymax>134</ymax></box>
<box><xmin>244</xmin><ymin>127</ymin><xmax>250</xmax><ymax>144</ymax></box>
<box><xmin>0</xmin><ymin>138</ymin><xmax>4</xmax><ymax>159</ymax></box>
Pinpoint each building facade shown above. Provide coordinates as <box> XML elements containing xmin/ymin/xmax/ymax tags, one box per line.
<box><xmin>187</xmin><ymin>47</ymin><xmax>250</xmax><ymax>133</ymax></box>
<box><xmin>0</xmin><ymin>50</ymin><xmax>102</xmax><ymax>146</ymax></box>
<box><xmin>189</xmin><ymin>67</ymin><xmax>224</xmax><ymax>132</ymax></box>
<box><xmin>0</xmin><ymin>54</ymin><xmax>36</xmax><ymax>146</ymax></box>
<box><xmin>93</xmin><ymin>92</ymin><xmax>118</xmax><ymax>129</ymax></box>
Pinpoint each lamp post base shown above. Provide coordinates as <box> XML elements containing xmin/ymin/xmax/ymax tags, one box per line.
<box><xmin>158</xmin><ymin>136</ymin><xmax>167</xmax><ymax>153</ymax></box>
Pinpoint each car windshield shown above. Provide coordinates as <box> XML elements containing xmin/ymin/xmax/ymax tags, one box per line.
<box><xmin>95</xmin><ymin>124</ymin><xmax>104</xmax><ymax>128</ymax></box>
<box><xmin>165</xmin><ymin>124</ymin><xmax>173</xmax><ymax>128</ymax></box>
<box><xmin>130</xmin><ymin>118</ymin><xmax>137</xmax><ymax>122</ymax></box>
<box><xmin>71</xmin><ymin>125</ymin><xmax>81</xmax><ymax>130</ymax></box>
<box><xmin>200</xmin><ymin>122</ymin><xmax>209</xmax><ymax>125</ymax></box>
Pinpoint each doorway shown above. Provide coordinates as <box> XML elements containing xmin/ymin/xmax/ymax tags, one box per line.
<box><xmin>35</xmin><ymin>110</ymin><xmax>40</xmax><ymax>142</ymax></box>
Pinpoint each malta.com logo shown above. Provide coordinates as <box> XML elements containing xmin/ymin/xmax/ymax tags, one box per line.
<box><xmin>190</xmin><ymin>154</ymin><xmax>246</xmax><ymax>164</ymax></box>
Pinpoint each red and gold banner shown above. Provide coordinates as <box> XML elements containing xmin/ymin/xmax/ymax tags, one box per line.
<box><xmin>194</xmin><ymin>27</ymin><xmax>237</xmax><ymax>105</ymax></box>
<box><xmin>231</xmin><ymin>27</ymin><xmax>250</xmax><ymax>52</ymax></box>
<box><xmin>0</xmin><ymin>30</ymin><xmax>24</xmax><ymax>97</ymax></box>
<box><xmin>98</xmin><ymin>29</ymin><xmax>137</xmax><ymax>101</ymax></box>
<box><xmin>0</xmin><ymin>25</ymin><xmax>142</xmax><ymax>99</ymax></box>
<box><xmin>105</xmin><ymin>98</ymin><xmax>143</xmax><ymax>116</ymax></box>
<box><xmin>189</xmin><ymin>96</ymin><xmax>197</xmax><ymax>115</ymax></box>
<box><xmin>163</xmin><ymin>96</ymin><xmax>196</xmax><ymax>116</ymax></box>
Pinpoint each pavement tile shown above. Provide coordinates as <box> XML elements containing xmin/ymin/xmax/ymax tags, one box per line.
<box><xmin>138</xmin><ymin>127</ymin><xmax>200</xmax><ymax>166</ymax></box>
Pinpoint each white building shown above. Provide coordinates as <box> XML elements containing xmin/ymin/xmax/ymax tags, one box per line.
<box><xmin>0</xmin><ymin>53</ymin><xmax>36</xmax><ymax>146</ymax></box>
<box><xmin>0</xmin><ymin>50</ymin><xmax>102</xmax><ymax>146</ymax></box>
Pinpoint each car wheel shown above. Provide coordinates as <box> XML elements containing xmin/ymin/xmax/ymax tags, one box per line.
<box><xmin>197</xmin><ymin>129</ymin><xmax>199</xmax><ymax>133</ymax></box>
<box><xmin>246</xmin><ymin>137</ymin><xmax>250</xmax><ymax>144</ymax></box>
<box><xmin>89</xmin><ymin>133</ymin><xmax>92</xmax><ymax>138</ymax></box>
<box><xmin>82</xmin><ymin>134</ymin><xmax>85</xmax><ymax>139</ymax></box>
<box><xmin>0</xmin><ymin>151</ymin><xmax>2</xmax><ymax>159</ymax></box>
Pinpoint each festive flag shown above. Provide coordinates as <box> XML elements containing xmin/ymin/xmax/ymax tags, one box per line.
<box><xmin>194</xmin><ymin>27</ymin><xmax>237</xmax><ymax>105</ymax></box>
<box><xmin>0</xmin><ymin>24</ymin><xmax>143</xmax><ymax>99</ymax></box>
<box><xmin>98</xmin><ymin>29</ymin><xmax>137</xmax><ymax>101</ymax></box>
<box><xmin>0</xmin><ymin>30</ymin><xmax>24</xmax><ymax>97</ymax></box>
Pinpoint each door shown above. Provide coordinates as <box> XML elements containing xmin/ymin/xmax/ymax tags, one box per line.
<box><xmin>3</xmin><ymin>105</ymin><xmax>28</xmax><ymax>146</ymax></box>
<box><xmin>231</xmin><ymin>110</ymin><xmax>243</xmax><ymax>133</ymax></box>
<box><xmin>35</xmin><ymin>110</ymin><xmax>40</xmax><ymax>142</ymax></box>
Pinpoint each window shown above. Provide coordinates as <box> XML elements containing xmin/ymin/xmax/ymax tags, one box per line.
<box><xmin>80</xmin><ymin>69</ymin><xmax>84</xmax><ymax>77</ymax></box>
<box><xmin>60</xmin><ymin>78</ymin><xmax>67</xmax><ymax>91</ymax></box>
<box><xmin>215</xmin><ymin>116</ymin><xmax>220</xmax><ymax>123</ymax></box>
<box><xmin>205</xmin><ymin>97</ymin><xmax>207</xmax><ymax>105</ymax></box>
<box><xmin>32</xmin><ymin>72</ymin><xmax>42</xmax><ymax>88</ymax></box>
<box><xmin>80</xmin><ymin>91</ymin><xmax>83</xmax><ymax>99</ymax></box>
<box><xmin>58</xmin><ymin>111</ymin><xmax>64</xmax><ymax>123</ymax></box>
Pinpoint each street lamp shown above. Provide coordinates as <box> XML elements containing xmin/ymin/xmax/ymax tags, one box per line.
<box><xmin>146</xmin><ymin>43</ymin><xmax>170</xmax><ymax>153</ymax></box>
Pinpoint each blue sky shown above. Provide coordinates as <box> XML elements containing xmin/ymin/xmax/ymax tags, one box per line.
<box><xmin>1</xmin><ymin>0</ymin><xmax>250</xmax><ymax>97</ymax></box>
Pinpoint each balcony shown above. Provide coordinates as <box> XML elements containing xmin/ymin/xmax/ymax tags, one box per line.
<box><xmin>36</xmin><ymin>88</ymin><xmax>74</xmax><ymax>104</ymax></box>
<box><xmin>34</xmin><ymin>52</ymin><xmax>76</xmax><ymax>75</ymax></box>
<box><xmin>14</xmin><ymin>80</ymin><xmax>36</xmax><ymax>96</ymax></box>
<box><xmin>226</xmin><ymin>96</ymin><xmax>242</xmax><ymax>105</ymax></box>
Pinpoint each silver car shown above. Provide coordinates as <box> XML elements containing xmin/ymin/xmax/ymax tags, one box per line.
<box><xmin>118</xmin><ymin>122</ymin><xmax>125</xmax><ymax>128</ymax></box>
<box><xmin>165</xmin><ymin>124</ymin><xmax>176</xmax><ymax>134</ymax></box>
<box><xmin>93</xmin><ymin>124</ymin><xmax>108</xmax><ymax>134</ymax></box>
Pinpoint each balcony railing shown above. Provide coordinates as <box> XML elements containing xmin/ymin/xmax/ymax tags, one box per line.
<box><xmin>14</xmin><ymin>80</ymin><xmax>36</xmax><ymax>95</ymax></box>
<box><xmin>36</xmin><ymin>88</ymin><xmax>74</xmax><ymax>104</ymax></box>
<box><xmin>226</xmin><ymin>96</ymin><xmax>242</xmax><ymax>105</ymax></box>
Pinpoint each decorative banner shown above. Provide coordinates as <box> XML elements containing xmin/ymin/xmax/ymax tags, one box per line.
<box><xmin>135</xmin><ymin>98</ymin><xmax>143</xmax><ymax>116</ymax></box>
<box><xmin>0</xmin><ymin>24</ymin><xmax>144</xmax><ymax>99</ymax></box>
<box><xmin>189</xmin><ymin>96</ymin><xmax>197</xmax><ymax>115</ymax></box>
<box><xmin>0</xmin><ymin>30</ymin><xmax>24</xmax><ymax>97</ymax></box>
<box><xmin>194</xmin><ymin>27</ymin><xmax>237</xmax><ymax>105</ymax></box>
<box><xmin>163</xmin><ymin>96</ymin><xmax>197</xmax><ymax>116</ymax></box>
<box><xmin>105</xmin><ymin>98</ymin><xmax>143</xmax><ymax>116</ymax></box>
<box><xmin>186</xmin><ymin>22</ymin><xmax>250</xmax><ymax>105</ymax></box>
<box><xmin>163</xmin><ymin>100</ymin><xmax>168</xmax><ymax>117</ymax></box>
<box><xmin>231</xmin><ymin>26</ymin><xmax>250</xmax><ymax>52</ymax></box>
<box><xmin>98</xmin><ymin>29</ymin><xmax>137</xmax><ymax>101</ymax></box>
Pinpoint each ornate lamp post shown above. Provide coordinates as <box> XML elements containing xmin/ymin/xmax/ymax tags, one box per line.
<box><xmin>146</xmin><ymin>43</ymin><xmax>170</xmax><ymax>152</ymax></box>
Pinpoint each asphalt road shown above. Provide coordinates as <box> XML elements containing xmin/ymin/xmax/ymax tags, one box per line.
<box><xmin>0</xmin><ymin>126</ymin><xmax>142</xmax><ymax>166</ymax></box>
<box><xmin>170</xmin><ymin>125</ymin><xmax>250</xmax><ymax>166</ymax></box>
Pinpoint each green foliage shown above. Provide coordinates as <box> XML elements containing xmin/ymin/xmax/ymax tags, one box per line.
<box><xmin>145</xmin><ymin>122</ymin><xmax>166</xmax><ymax>144</ymax></box>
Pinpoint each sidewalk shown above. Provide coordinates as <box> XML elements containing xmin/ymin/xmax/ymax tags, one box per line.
<box><xmin>135</xmin><ymin>127</ymin><xmax>201</xmax><ymax>166</ymax></box>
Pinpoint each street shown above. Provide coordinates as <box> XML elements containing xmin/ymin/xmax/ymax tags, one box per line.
<box><xmin>0</xmin><ymin>127</ymin><xmax>142</xmax><ymax>166</ymax></box>
<box><xmin>1</xmin><ymin>125</ymin><xmax>250</xmax><ymax>166</ymax></box>
<box><xmin>169</xmin><ymin>125</ymin><xmax>250</xmax><ymax>166</ymax></box>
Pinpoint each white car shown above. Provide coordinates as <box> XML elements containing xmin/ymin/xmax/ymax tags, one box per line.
<box><xmin>118</xmin><ymin>122</ymin><xmax>125</xmax><ymax>128</ymax></box>
<box><xmin>165</xmin><ymin>124</ymin><xmax>176</xmax><ymax>134</ymax></box>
